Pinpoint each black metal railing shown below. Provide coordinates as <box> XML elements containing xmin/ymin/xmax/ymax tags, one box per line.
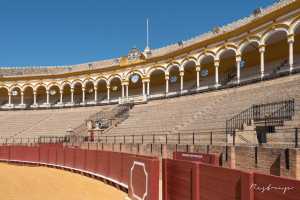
<box><xmin>0</xmin><ymin>127</ymin><xmax>299</xmax><ymax>148</ymax></box>
<box><xmin>226</xmin><ymin>99</ymin><xmax>295</xmax><ymax>135</ymax></box>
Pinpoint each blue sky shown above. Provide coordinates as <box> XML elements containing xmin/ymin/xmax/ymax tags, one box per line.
<box><xmin>0</xmin><ymin>0</ymin><xmax>275</xmax><ymax>66</ymax></box>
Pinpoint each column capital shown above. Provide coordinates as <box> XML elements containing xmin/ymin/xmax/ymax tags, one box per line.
<box><xmin>259</xmin><ymin>45</ymin><xmax>265</xmax><ymax>53</ymax></box>
<box><xmin>236</xmin><ymin>55</ymin><xmax>242</xmax><ymax>62</ymax></box>
<box><xmin>107</xmin><ymin>85</ymin><xmax>110</xmax><ymax>89</ymax></box>
<box><xmin>288</xmin><ymin>34</ymin><xmax>294</xmax><ymax>43</ymax></box>
<box><xmin>179</xmin><ymin>71</ymin><xmax>184</xmax><ymax>76</ymax></box>
<box><xmin>142</xmin><ymin>77</ymin><xmax>150</xmax><ymax>82</ymax></box>
<box><xmin>165</xmin><ymin>75</ymin><xmax>169</xmax><ymax>80</ymax></box>
<box><xmin>196</xmin><ymin>66</ymin><xmax>201</xmax><ymax>72</ymax></box>
<box><xmin>82</xmin><ymin>87</ymin><xmax>86</xmax><ymax>91</ymax></box>
<box><xmin>214</xmin><ymin>60</ymin><xmax>220</xmax><ymax>67</ymax></box>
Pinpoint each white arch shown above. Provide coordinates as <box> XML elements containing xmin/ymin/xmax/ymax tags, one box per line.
<box><xmin>61</xmin><ymin>82</ymin><xmax>72</xmax><ymax>90</ymax></box>
<box><xmin>47</xmin><ymin>83</ymin><xmax>61</xmax><ymax>91</ymax></box>
<box><xmin>22</xmin><ymin>85</ymin><xmax>34</xmax><ymax>92</ymax></box>
<box><xmin>83</xmin><ymin>79</ymin><xmax>95</xmax><ymax>87</ymax></box>
<box><xmin>198</xmin><ymin>53</ymin><xmax>216</xmax><ymax>65</ymax></box>
<box><xmin>291</xmin><ymin>20</ymin><xmax>300</xmax><ymax>34</ymax></box>
<box><xmin>216</xmin><ymin>47</ymin><xmax>237</xmax><ymax>60</ymax></box>
<box><xmin>108</xmin><ymin>75</ymin><xmax>122</xmax><ymax>85</ymax></box>
<box><xmin>166</xmin><ymin>63</ymin><xmax>181</xmax><ymax>73</ymax></box>
<box><xmin>238</xmin><ymin>39</ymin><xmax>260</xmax><ymax>54</ymax></box>
<box><xmin>125</xmin><ymin>70</ymin><xmax>144</xmax><ymax>81</ymax></box>
<box><xmin>71</xmin><ymin>80</ymin><xmax>83</xmax><ymax>88</ymax></box>
<box><xmin>261</xmin><ymin>28</ymin><xmax>288</xmax><ymax>45</ymax></box>
<box><xmin>9</xmin><ymin>85</ymin><xmax>22</xmax><ymax>93</ymax></box>
<box><xmin>181</xmin><ymin>57</ymin><xmax>198</xmax><ymax>70</ymax></box>
<box><xmin>34</xmin><ymin>84</ymin><xmax>47</xmax><ymax>91</ymax></box>
<box><xmin>146</xmin><ymin>67</ymin><xmax>166</xmax><ymax>78</ymax></box>
<box><xmin>95</xmin><ymin>77</ymin><xmax>108</xmax><ymax>86</ymax></box>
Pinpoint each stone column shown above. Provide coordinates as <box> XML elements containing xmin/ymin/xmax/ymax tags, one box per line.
<box><xmin>126</xmin><ymin>84</ymin><xmax>129</xmax><ymax>98</ymax></box>
<box><xmin>107</xmin><ymin>86</ymin><xmax>110</xmax><ymax>102</ymax></box>
<box><xmin>259</xmin><ymin>45</ymin><xmax>265</xmax><ymax>79</ymax></box>
<box><xmin>180</xmin><ymin>71</ymin><xmax>184</xmax><ymax>92</ymax></box>
<box><xmin>142</xmin><ymin>80</ymin><xmax>146</xmax><ymax>96</ymax></box>
<box><xmin>82</xmin><ymin>87</ymin><xmax>85</xmax><ymax>104</ymax></box>
<box><xmin>94</xmin><ymin>86</ymin><xmax>98</xmax><ymax>102</ymax></box>
<box><xmin>196</xmin><ymin>66</ymin><xmax>201</xmax><ymax>89</ymax></box>
<box><xmin>215</xmin><ymin>60</ymin><xmax>220</xmax><ymax>87</ymax></box>
<box><xmin>60</xmin><ymin>90</ymin><xmax>63</xmax><ymax>104</ymax></box>
<box><xmin>70</xmin><ymin>88</ymin><xmax>74</xmax><ymax>104</ymax></box>
<box><xmin>46</xmin><ymin>90</ymin><xmax>50</xmax><ymax>105</ymax></box>
<box><xmin>236</xmin><ymin>55</ymin><xmax>241</xmax><ymax>84</ymax></box>
<box><xmin>147</xmin><ymin>80</ymin><xmax>150</xmax><ymax>96</ymax></box>
<box><xmin>20</xmin><ymin>91</ymin><xmax>24</xmax><ymax>105</ymax></box>
<box><xmin>33</xmin><ymin>91</ymin><xmax>37</xmax><ymax>105</ymax></box>
<box><xmin>165</xmin><ymin>75</ymin><xmax>169</xmax><ymax>94</ymax></box>
<box><xmin>288</xmin><ymin>35</ymin><xmax>294</xmax><ymax>72</ymax></box>
<box><xmin>8</xmin><ymin>92</ymin><xmax>12</xmax><ymax>106</ymax></box>
<box><xmin>121</xmin><ymin>84</ymin><xmax>125</xmax><ymax>98</ymax></box>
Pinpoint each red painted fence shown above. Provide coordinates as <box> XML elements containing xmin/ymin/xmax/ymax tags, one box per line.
<box><xmin>0</xmin><ymin>144</ymin><xmax>159</xmax><ymax>200</ymax></box>
<box><xmin>173</xmin><ymin>151</ymin><xmax>220</xmax><ymax>166</ymax></box>
<box><xmin>163</xmin><ymin>158</ymin><xmax>300</xmax><ymax>200</ymax></box>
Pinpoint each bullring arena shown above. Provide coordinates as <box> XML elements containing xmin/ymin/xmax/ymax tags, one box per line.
<box><xmin>1</xmin><ymin>0</ymin><xmax>300</xmax><ymax>200</ymax></box>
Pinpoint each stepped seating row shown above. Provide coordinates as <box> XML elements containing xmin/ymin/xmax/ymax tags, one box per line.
<box><xmin>0</xmin><ymin>106</ymin><xmax>112</xmax><ymax>138</ymax></box>
<box><xmin>106</xmin><ymin>74</ymin><xmax>300</xmax><ymax>146</ymax></box>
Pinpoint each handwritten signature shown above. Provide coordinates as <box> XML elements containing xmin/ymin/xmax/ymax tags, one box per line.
<box><xmin>250</xmin><ymin>184</ymin><xmax>294</xmax><ymax>194</ymax></box>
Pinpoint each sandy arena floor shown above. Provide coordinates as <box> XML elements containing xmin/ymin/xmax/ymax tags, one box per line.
<box><xmin>0</xmin><ymin>163</ymin><xmax>127</xmax><ymax>200</ymax></box>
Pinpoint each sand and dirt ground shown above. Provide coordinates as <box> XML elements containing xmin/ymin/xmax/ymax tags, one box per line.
<box><xmin>0</xmin><ymin>163</ymin><xmax>127</xmax><ymax>200</ymax></box>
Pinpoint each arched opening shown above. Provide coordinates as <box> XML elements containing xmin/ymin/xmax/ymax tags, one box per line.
<box><xmin>168</xmin><ymin>65</ymin><xmax>180</xmax><ymax>93</ymax></box>
<box><xmin>85</xmin><ymin>81</ymin><xmax>95</xmax><ymax>103</ymax></box>
<box><xmin>73</xmin><ymin>82</ymin><xmax>83</xmax><ymax>104</ymax></box>
<box><xmin>183</xmin><ymin>61</ymin><xmax>197</xmax><ymax>90</ymax></box>
<box><xmin>36</xmin><ymin>85</ymin><xmax>47</xmax><ymax>105</ymax></box>
<box><xmin>96</xmin><ymin>80</ymin><xmax>107</xmax><ymax>102</ymax></box>
<box><xmin>218</xmin><ymin>49</ymin><xmax>236</xmax><ymax>85</ymax></box>
<box><xmin>240</xmin><ymin>42</ymin><xmax>260</xmax><ymax>80</ymax></box>
<box><xmin>149</xmin><ymin>69</ymin><xmax>165</xmax><ymax>95</ymax></box>
<box><xmin>62</xmin><ymin>84</ymin><xmax>71</xmax><ymax>104</ymax></box>
<box><xmin>109</xmin><ymin>77</ymin><xmax>122</xmax><ymax>100</ymax></box>
<box><xmin>11</xmin><ymin>87</ymin><xmax>22</xmax><ymax>105</ymax></box>
<box><xmin>294</xmin><ymin>24</ymin><xmax>300</xmax><ymax>65</ymax></box>
<box><xmin>199</xmin><ymin>55</ymin><xmax>215</xmax><ymax>86</ymax></box>
<box><xmin>0</xmin><ymin>87</ymin><xmax>8</xmax><ymax>106</ymax></box>
<box><xmin>128</xmin><ymin>73</ymin><xmax>143</xmax><ymax>96</ymax></box>
<box><xmin>264</xmin><ymin>30</ymin><xmax>288</xmax><ymax>73</ymax></box>
<box><xmin>48</xmin><ymin>85</ymin><xmax>60</xmax><ymax>105</ymax></box>
<box><xmin>23</xmin><ymin>86</ymin><xmax>34</xmax><ymax>106</ymax></box>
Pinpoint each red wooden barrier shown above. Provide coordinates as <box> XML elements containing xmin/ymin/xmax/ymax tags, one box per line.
<box><xmin>85</xmin><ymin>149</ymin><xmax>97</xmax><ymax>173</ymax></box>
<box><xmin>48</xmin><ymin>145</ymin><xmax>57</xmax><ymax>165</ymax></box>
<box><xmin>23</xmin><ymin>146</ymin><xmax>39</xmax><ymax>163</ymax></box>
<box><xmin>121</xmin><ymin>153</ymin><xmax>135</xmax><ymax>185</ymax></box>
<box><xmin>74</xmin><ymin>148</ymin><xmax>86</xmax><ymax>170</ymax></box>
<box><xmin>95</xmin><ymin>150</ymin><xmax>110</xmax><ymax>177</ymax></box>
<box><xmin>163</xmin><ymin>159</ymin><xmax>199</xmax><ymax>200</ymax></box>
<box><xmin>198</xmin><ymin>163</ymin><xmax>253</xmax><ymax>200</ymax></box>
<box><xmin>0</xmin><ymin>145</ymin><xmax>160</xmax><ymax>200</ymax></box>
<box><xmin>253</xmin><ymin>172</ymin><xmax>300</xmax><ymax>200</ymax></box>
<box><xmin>56</xmin><ymin>146</ymin><xmax>64</xmax><ymax>166</ymax></box>
<box><xmin>129</xmin><ymin>156</ymin><xmax>159</xmax><ymax>200</ymax></box>
<box><xmin>109</xmin><ymin>152</ymin><xmax>123</xmax><ymax>182</ymax></box>
<box><xmin>10</xmin><ymin>146</ymin><xmax>25</xmax><ymax>161</ymax></box>
<box><xmin>0</xmin><ymin>146</ymin><xmax>10</xmax><ymax>160</ymax></box>
<box><xmin>39</xmin><ymin>145</ymin><xmax>49</xmax><ymax>163</ymax></box>
<box><xmin>173</xmin><ymin>152</ymin><xmax>220</xmax><ymax>166</ymax></box>
<box><xmin>64</xmin><ymin>147</ymin><xmax>75</xmax><ymax>168</ymax></box>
